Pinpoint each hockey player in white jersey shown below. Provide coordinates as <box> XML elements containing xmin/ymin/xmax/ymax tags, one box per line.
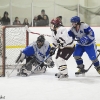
<box><xmin>50</xmin><ymin>18</ymin><xmax>75</xmax><ymax>78</ymax></box>
<box><xmin>68</xmin><ymin>16</ymin><xmax>100</xmax><ymax>75</ymax></box>
<box><xmin>15</xmin><ymin>35</ymin><xmax>55</xmax><ymax>76</ymax></box>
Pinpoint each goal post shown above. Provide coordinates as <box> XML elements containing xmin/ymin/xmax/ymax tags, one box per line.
<box><xmin>0</xmin><ymin>25</ymin><xmax>29</xmax><ymax>77</ymax></box>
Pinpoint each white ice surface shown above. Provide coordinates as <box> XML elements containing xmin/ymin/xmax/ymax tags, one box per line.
<box><xmin>0</xmin><ymin>47</ymin><xmax>100</xmax><ymax>100</ymax></box>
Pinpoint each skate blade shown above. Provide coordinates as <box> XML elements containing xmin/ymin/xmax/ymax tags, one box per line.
<box><xmin>58</xmin><ymin>74</ymin><xmax>69</xmax><ymax>80</ymax></box>
<box><xmin>58</xmin><ymin>77</ymin><xmax>69</xmax><ymax>81</ymax></box>
<box><xmin>75</xmin><ymin>73</ymin><xmax>85</xmax><ymax>77</ymax></box>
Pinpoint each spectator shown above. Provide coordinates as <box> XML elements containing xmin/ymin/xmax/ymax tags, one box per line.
<box><xmin>13</xmin><ymin>17</ymin><xmax>21</xmax><ymax>25</ymax></box>
<box><xmin>43</xmin><ymin>15</ymin><xmax>48</xmax><ymax>20</ymax></box>
<box><xmin>1</xmin><ymin>11</ymin><xmax>10</xmax><ymax>25</ymax></box>
<box><xmin>23</xmin><ymin>18</ymin><xmax>29</xmax><ymax>26</ymax></box>
<box><xmin>40</xmin><ymin>9</ymin><xmax>49</xmax><ymax>25</ymax></box>
<box><xmin>32</xmin><ymin>15</ymin><xmax>43</xmax><ymax>26</ymax></box>
<box><xmin>43</xmin><ymin>15</ymin><xmax>49</xmax><ymax>26</ymax></box>
<box><xmin>37</xmin><ymin>15</ymin><xmax>43</xmax><ymax>20</ymax></box>
<box><xmin>33</xmin><ymin>16</ymin><xmax>38</xmax><ymax>26</ymax></box>
<box><xmin>32</xmin><ymin>14</ymin><xmax>49</xmax><ymax>27</ymax></box>
<box><xmin>36</xmin><ymin>15</ymin><xmax>48</xmax><ymax>26</ymax></box>
<box><xmin>31</xmin><ymin>15</ymin><xmax>43</xmax><ymax>26</ymax></box>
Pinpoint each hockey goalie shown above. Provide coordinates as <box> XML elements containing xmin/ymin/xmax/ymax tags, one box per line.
<box><xmin>15</xmin><ymin>35</ymin><xmax>55</xmax><ymax>76</ymax></box>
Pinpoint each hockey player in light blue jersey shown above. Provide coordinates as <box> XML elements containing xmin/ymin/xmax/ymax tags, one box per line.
<box><xmin>15</xmin><ymin>35</ymin><xmax>55</xmax><ymax>76</ymax></box>
<box><xmin>68</xmin><ymin>16</ymin><xmax>100</xmax><ymax>75</ymax></box>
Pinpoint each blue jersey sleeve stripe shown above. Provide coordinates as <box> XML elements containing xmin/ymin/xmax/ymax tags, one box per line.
<box><xmin>68</xmin><ymin>30</ymin><xmax>75</xmax><ymax>39</ymax></box>
<box><xmin>84</xmin><ymin>26</ymin><xmax>94</xmax><ymax>40</ymax></box>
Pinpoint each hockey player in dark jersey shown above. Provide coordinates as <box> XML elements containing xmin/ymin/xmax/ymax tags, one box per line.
<box><xmin>68</xmin><ymin>16</ymin><xmax>100</xmax><ymax>75</ymax></box>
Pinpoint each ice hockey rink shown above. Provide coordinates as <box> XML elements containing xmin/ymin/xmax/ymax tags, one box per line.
<box><xmin>0</xmin><ymin>29</ymin><xmax>100</xmax><ymax>100</ymax></box>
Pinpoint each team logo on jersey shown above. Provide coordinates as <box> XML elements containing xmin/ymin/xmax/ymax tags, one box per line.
<box><xmin>38</xmin><ymin>51</ymin><xmax>45</xmax><ymax>58</ymax></box>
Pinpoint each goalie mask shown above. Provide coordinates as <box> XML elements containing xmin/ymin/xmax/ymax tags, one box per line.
<box><xmin>50</xmin><ymin>18</ymin><xmax>62</xmax><ymax>31</ymax></box>
<box><xmin>36</xmin><ymin>35</ymin><xmax>45</xmax><ymax>48</ymax></box>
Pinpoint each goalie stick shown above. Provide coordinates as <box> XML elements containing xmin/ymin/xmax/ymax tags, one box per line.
<box><xmin>6</xmin><ymin>63</ymin><xmax>19</xmax><ymax>77</ymax></box>
<box><xmin>25</xmin><ymin>25</ymin><xmax>51</xmax><ymax>37</ymax></box>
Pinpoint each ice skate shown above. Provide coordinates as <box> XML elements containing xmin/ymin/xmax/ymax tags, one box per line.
<box><xmin>95</xmin><ymin>66</ymin><xmax>100</xmax><ymax>74</ymax></box>
<box><xmin>59</xmin><ymin>74</ymin><xmax>68</xmax><ymax>79</ymax></box>
<box><xmin>75</xmin><ymin>66</ymin><xmax>86</xmax><ymax>76</ymax></box>
<box><xmin>55</xmin><ymin>72</ymin><xmax>62</xmax><ymax>78</ymax></box>
<box><xmin>57</xmin><ymin>74</ymin><xmax>69</xmax><ymax>81</ymax></box>
<box><xmin>55</xmin><ymin>72</ymin><xmax>68</xmax><ymax>78</ymax></box>
<box><xmin>55</xmin><ymin>72</ymin><xmax>68</xmax><ymax>79</ymax></box>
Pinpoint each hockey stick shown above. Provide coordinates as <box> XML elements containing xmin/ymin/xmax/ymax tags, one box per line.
<box><xmin>74</xmin><ymin>39</ymin><xmax>79</xmax><ymax>41</ymax></box>
<box><xmin>25</xmin><ymin>25</ymin><xmax>51</xmax><ymax>37</ymax></box>
<box><xmin>85</xmin><ymin>49</ymin><xmax>100</xmax><ymax>72</ymax></box>
<box><xmin>6</xmin><ymin>63</ymin><xmax>19</xmax><ymax>77</ymax></box>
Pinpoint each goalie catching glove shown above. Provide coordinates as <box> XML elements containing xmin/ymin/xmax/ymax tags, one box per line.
<box><xmin>80</xmin><ymin>36</ymin><xmax>91</xmax><ymax>45</ymax></box>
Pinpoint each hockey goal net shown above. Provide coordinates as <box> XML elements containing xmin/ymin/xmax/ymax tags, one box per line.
<box><xmin>0</xmin><ymin>25</ymin><xmax>29</xmax><ymax>77</ymax></box>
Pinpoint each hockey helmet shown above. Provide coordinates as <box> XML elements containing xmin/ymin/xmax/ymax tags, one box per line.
<box><xmin>50</xmin><ymin>18</ymin><xmax>62</xmax><ymax>30</ymax></box>
<box><xmin>36</xmin><ymin>35</ymin><xmax>45</xmax><ymax>48</ymax></box>
<box><xmin>70</xmin><ymin>16</ymin><xmax>80</xmax><ymax>23</ymax></box>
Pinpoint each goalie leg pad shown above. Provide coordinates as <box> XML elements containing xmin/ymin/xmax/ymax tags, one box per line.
<box><xmin>15</xmin><ymin>51</ymin><xmax>25</xmax><ymax>63</ymax></box>
<box><xmin>35</xmin><ymin>65</ymin><xmax>47</xmax><ymax>73</ymax></box>
<box><xmin>25</xmin><ymin>57</ymin><xmax>36</xmax><ymax>71</ymax></box>
<box><xmin>17</xmin><ymin>64</ymin><xmax>32</xmax><ymax>76</ymax></box>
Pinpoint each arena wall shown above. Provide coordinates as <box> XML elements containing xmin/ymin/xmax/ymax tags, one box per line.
<box><xmin>29</xmin><ymin>27</ymin><xmax>100</xmax><ymax>46</ymax></box>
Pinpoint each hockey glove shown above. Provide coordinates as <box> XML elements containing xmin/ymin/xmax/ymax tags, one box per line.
<box><xmin>80</xmin><ymin>36</ymin><xmax>89</xmax><ymax>45</ymax></box>
<box><xmin>50</xmin><ymin>47</ymin><xmax>56</xmax><ymax>56</ymax></box>
<box><xmin>48</xmin><ymin>61</ymin><xmax>54</xmax><ymax>68</ymax></box>
<box><xmin>57</xmin><ymin>37</ymin><xmax>65</xmax><ymax>48</ymax></box>
<box><xmin>46</xmin><ymin>57</ymin><xmax>54</xmax><ymax>68</ymax></box>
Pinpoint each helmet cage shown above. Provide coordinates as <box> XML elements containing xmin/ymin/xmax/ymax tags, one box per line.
<box><xmin>36</xmin><ymin>35</ymin><xmax>45</xmax><ymax>48</ymax></box>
